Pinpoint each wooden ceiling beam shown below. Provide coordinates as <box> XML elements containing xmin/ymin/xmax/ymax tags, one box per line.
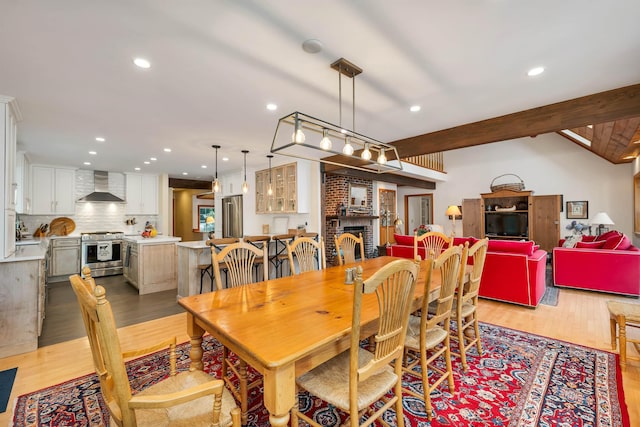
<box><xmin>389</xmin><ymin>83</ymin><xmax>640</xmax><ymax>158</ymax></box>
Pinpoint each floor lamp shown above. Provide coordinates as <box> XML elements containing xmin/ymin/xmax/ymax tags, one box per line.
<box><xmin>445</xmin><ymin>205</ymin><xmax>462</xmax><ymax>237</ymax></box>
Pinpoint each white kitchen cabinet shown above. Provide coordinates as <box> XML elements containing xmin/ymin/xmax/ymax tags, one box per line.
<box><xmin>48</xmin><ymin>237</ymin><xmax>81</xmax><ymax>280</ymax></box>
<box><xmin>30</xmin><ymin>166</ymin><xmax>76</xmax><ymax>215</ymax></box>
<box><xmin>125</xmin><ymin>173</ymin><xmax>158</xmax><ymax>214</ymax></box>
<box><xmin>15</xmin><ymin>151</ymin><xmax>30</xmax><ymax>214</ymax></box>
<box><xmin>1</xmin><ymin>95</ymin><xmax>21</xmax><ymax>259</ymax></box>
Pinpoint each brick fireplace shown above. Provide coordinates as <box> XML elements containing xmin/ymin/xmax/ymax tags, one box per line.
<box><xmin>324</xmin><ymin>174</ymin><xmax>377</xmax><ymax>263</ymax></box>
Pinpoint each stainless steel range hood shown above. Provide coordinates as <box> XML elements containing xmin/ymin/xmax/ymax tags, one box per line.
<box><xmin>77</xmin><ymin>170</ymin><xmax>125</xmax><ymax>203</ymax></box>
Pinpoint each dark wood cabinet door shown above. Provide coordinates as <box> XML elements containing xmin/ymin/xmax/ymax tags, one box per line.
<box><xmin>531</xmin><ymin>195</ymin><xmax>561</xmax><ymax>252</ymax></box>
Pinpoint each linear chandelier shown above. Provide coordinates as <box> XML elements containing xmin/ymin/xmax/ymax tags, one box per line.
<box><xmin>270</xmin><ymin>58</ymin><xmax>402</xmax><ymax>174</ymax></box>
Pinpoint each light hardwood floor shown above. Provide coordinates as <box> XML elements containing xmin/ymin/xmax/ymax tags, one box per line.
<box><xmin>1</xmin><ymin>287</ymin><xmax>638</xmax><ymax>425</ymax></box>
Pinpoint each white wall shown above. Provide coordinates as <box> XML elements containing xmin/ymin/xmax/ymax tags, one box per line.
<box><xmin>432</xmin><ymin>133</ymin><xmax>632</xmax><ymax>238</ymax></box>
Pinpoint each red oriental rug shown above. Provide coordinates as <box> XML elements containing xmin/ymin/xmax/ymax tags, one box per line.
<box><xmin>12</xmin><ymin>322</ymin><xmax>630</xmax><ymax>426</ymax></box>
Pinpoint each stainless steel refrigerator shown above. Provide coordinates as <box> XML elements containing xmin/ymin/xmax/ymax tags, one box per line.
<box><xmin>222</xmin><ymin>195</ymin><xmax>243</xmax><ymax>238</ymax></box>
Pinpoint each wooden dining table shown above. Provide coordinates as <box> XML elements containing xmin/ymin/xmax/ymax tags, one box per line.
<box><xmin>178</xmin><ymin>255</ymin><xmax>445</xmax><ymax>427</ymax></box>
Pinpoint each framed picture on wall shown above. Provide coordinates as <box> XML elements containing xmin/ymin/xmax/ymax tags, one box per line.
<box><xmin>566</xmin><ymin>201</ymin><xmax>588</xmax><ymax>219</ymax></box>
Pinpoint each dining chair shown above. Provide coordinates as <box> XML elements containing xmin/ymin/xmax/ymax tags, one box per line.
<box><xmin>69</xmin><ymin>267</ymin><xmax>241</xmax><ymax>427</ymax></box>
<box><xmin>211</xmin><ymin>241</ymin><xmax>267</xmax><ymax>425</ymax></box>
<box><xmin>414</xmin><ymin>231</ymin><xmax>451</xmax><ymax>260</ymax></box>
<box><xmin>451</xmin><ymin>237</ymin><xmax>488</xmax><ymax>371</ymax></box>
<box><xmin>291</xmin><ymin>258</ymin><xmax>420</xmax><ymax>427</ymax></box>
<box><xmin>403</xmin><ymin>244</ymin><xmax>462</xmax><ymax>420</ymax></box>
<box><xmin>243</xmin><ymin>235</ymin><xmax>271</xmax><ymax>282</ymax></box>
<box><xmin>286</xmin><ymin>236</ymin><xmax>326</xmax><ymax>274</ymax></box>
<box><xmin>334</xmin><ymin>232</ymin><xmax>365</xmax><ymax>265</ymax></box>
<box><xmin>199</xmin><ymin>237</ymin><xmax>239</xmax><ymax>293</ymax></box>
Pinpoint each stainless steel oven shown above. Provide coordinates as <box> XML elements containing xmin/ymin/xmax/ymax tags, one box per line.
<box><xmin>81</xmin><ymin>231</ymin><xmax>124</xmax><ymax>277</ymax></box>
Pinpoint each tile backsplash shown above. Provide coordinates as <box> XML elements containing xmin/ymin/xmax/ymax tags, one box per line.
<box><xmin>19</xmin><ymin>169</ymin><xmax>159</xmax><ymax>236</ymax></box>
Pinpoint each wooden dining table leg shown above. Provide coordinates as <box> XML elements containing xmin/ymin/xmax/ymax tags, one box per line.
<box><xmin>263</xmin><ymin>364</ymin><xmax>296</xmax><ymax>427</ymax></box>
<box><xmin>186</xmin><ymin>312</ymin><xmax>205</xmax><ymax>371</ymax></box>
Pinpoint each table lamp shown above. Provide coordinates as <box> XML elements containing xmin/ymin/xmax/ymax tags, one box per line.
<box><xmin>445</xmin><ymin>205</ymin><xmax>462</xmax><ymax>237</ymax></box>
<box><xmin>205</xmin><ymin>216</ymin><xmax>215</xmax><ymax>239</ymax></box>
<box><xmin>590</xmin><ymin>212</ymin><xmax>614</xmax><ymax>236</ymax></box>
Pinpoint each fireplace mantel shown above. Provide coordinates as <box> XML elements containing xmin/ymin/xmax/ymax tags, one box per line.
<box><xmin>326</xmin><ymin>215</ymin><xmax>379</xmax><ymax>220</ymax></box>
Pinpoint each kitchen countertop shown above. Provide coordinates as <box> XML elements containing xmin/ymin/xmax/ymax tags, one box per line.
<box><xmin>176</xmin><ymin>240</ymin><xmax>210</xmax><ymax>249</ymax></box>
<box><xmin>0</xmin><ymin>241</ymin><xmax>48</xmax><ymax>263</ymax></box>
<box><xmin>123</xmin><ymin>236</ymin><xmax>182</xmax><ymax>245</ymax></box>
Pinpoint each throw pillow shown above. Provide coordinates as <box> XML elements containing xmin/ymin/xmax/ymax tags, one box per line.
<box><xmin>602</xmin><ymin>234</ymin><xmax>629</xmax><ymax>250</ymax></box>
<box><xmin>614</xmin><ymin>234</ymin><xmax>633</xmax><ymax>250</ymax></box>
<box><xmin>576</xmin><ymin>240</ymin><xmax>606</xmax><ymax>249</ymax></box>
<box><xmin>596</xmin><ymin>230</ymin><xmax>622</xmax><ymax>242</ymax></box>
<box><xmin>562</xmin><ymin>235</ymin><xmax>582</xmax><ymax>248</ymax></box>
<box><xmin>488</xmin><ymin>239</ymin><xmax>535</xmax><ymax>256</ymax></box>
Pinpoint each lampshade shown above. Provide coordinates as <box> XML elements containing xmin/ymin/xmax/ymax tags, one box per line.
<box><xmin>271</xmin><ymin>58</ymin><xmax>402</xmax><ymax>174</ymax></box>
<box><xmin>445</xmin><ymin>205</ymin><xmax>462</xmax><ymax>217</ymax></box>
<box><xmin>393</xmin><ymin>217</ymin><xmax>403</xmax><ymax>226</ymax></box>
<box><xmin>590</xmin><ymin>212</ymin><xmax>614</xmax><ymax>225</ymax></box>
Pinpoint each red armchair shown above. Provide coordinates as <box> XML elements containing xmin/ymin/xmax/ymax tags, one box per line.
<box><xmin>386</xmin><ymin>235</ymin><xmax>548</xmax><ymax>307</ymax></box>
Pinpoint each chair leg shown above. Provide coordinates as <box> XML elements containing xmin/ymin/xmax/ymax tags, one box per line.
<box><xmin>444</xmin><ymin>336</ymin><xmax>455</xmax><ymax>393</ymax></box>
<box><xmin>610</xmin><ymin>317</ymin><xmax>617</xmax><ymax>350</ymax></box>
<box><xmin>457</xmin><ymin>318</ymin><xmax>468</xmax><ymax>371</ymax></box>
<box><xmin>619</xmin><ymin>315</ymin><xmax>627</xmax><ymax>367</ymax></box>
<box><xmin>473</xmin><ymin>315</ymin><xmax>483</xmax><ymax>356</ymax></box>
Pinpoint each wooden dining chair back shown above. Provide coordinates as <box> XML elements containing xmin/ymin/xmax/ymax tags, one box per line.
<box><xmin>212</xmin><ymin>241</ymin><xmax>268</xmax><ymax>290</ymax></box>
<box><xmin>414</xmin><ymin>231</ymin><xmax>451</xmax><ymax>260</ymax></box>
<box><xmin>199</xmin><ymin>237</ymin><xmax>240</xmax><ymax>293</ymax></box>
<box><xmin>403</xmin><ymin>244</ymin><xmax>462</xmax><ymax>420</ymax></box>
<box><xmin>452</xmin><ymin>237</ymin><xmax>489</xmax><ymax>370</ymax></box>
<box><xmin>210</xmin><ymin>241</ymin><xmax>266</xmax><ymax>424</ymax></box>
<box><xmin>243</xmin><ymin>235</ymin><xmax>271</xmax><ymax>281</ymax></box>
<box><xmin>286</xmin><ymin>236</ymin><xmax>326</xmax><ymax>274</ymax></box>
<box><xmin>334</xmin><ymin>232</ymin><xmax>365</xmax><ymax>265</ymax></box>
<box><xmin>292</xmin><ymin>259</ymin><xmax>420</xmax><ymax>427</ymax></box>
<box><xmin>69</xmin><ymin>267</ymin><xmax>240</xmax><ymax>427</ymax></box>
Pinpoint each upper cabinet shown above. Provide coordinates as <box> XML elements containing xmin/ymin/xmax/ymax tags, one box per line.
<box><xmin>30</xmin><ymin>166</ymin><xmax>76</xmax><ymax>215</ymax></box>
<box><xmin>255</xmin><ymin>161</ymin><xmax>310</xmax><ymax>214</ymax></box>
<box><xmin>125</xmin><ymin>173</ymin><xmax>158</xmax><ymax>215</ymax></box>
<box><xmin>15</xmin><ymin>151</ymin><xmax>30</xmax><ymax>214</ymax></box>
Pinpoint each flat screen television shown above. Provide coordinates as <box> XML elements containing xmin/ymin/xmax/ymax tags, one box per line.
<box><xmin>485</xmin><ymin>213</ymin><xmax>527</xmax><ymax>237</ymax></box>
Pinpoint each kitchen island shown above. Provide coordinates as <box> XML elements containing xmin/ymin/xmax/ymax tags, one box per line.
<box><xmin>123</xmin><ymin>236</ymin><xmax>181</xmax><ymax>295</ymax></box>
<box><xmin>176</xmin><ymin>240</ymin><xmax>211</xmax><ymax>298</ymax></box>
<box><xmin>0</xmin><ymin>241</ymin><xmax>48</xmax><ymax>357</ymax></box>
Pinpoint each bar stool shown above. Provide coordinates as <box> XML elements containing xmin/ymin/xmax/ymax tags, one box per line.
<box><xmin>607</xmin><ymin>300</ymin><xmax>640</xmax><ymax>367</ymax></box>
<box><xmin>270</xmin><ymin>233</ymin><xmax>297</xmax><ymax>277</ymax></box>
<box><xmin>199</xmin><ymin>237</ymin><xmax>239</xmax><ymax>293</ymax></box>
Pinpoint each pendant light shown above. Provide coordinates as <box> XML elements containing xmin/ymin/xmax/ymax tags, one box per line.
<box><xmin>241</xmin><ymin>150</ymin><xmax>249</xmax><ymax>194</ymax></box>
<box><xmin>267</xmin><ymin>155</ymin><xmax>273</xmax><ymax>196</ymax></box>
<box><xmin>361</xmin><ymin>143</ymin><xmax>371</xmax><ymax>160</ymax></box>
<box><xmin>212</xmin><ymin>145</ymin><xmax>221</xmax><ymax>193</ymax></box>
<box><xmin>377</xmin><ymin>149</ymin><xmax>387</xmax><ymax>164</ymax></box>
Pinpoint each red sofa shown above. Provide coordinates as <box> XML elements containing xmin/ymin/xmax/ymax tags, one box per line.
<box><xmin>553</xmin><ymin>231</ymin><xmax>640</xmax><ymax>296</ymax></box>
<box><xmin>387</xmin><ymin>235</ymin><xmax>548</xmax><ymax>307</ymax></box>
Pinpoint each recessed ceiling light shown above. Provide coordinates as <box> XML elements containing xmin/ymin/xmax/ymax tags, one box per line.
<box><xmin>182</xmin><ymin>172</ymin><xmax>188</xmax><ymax>175</ymax></box>
<box><xmin>527</xmin><ymin>66</ymin><xmax>545</xmax><ymax>77</ymax></box>
<box><xmin>150</xmin><ymin>157</ymin><xmax>157</xmax><ymax>161</ymax></box>
<box><xmin>83</xmin><ymin>162</ymin><xmax>91</xmax><ymax>165</ymax></box>
<box><xmin>144</xmin><ymin>161</ymin><xmax>150</xmax><ymax>165</ymax></box>
<box><xmin>134</xmin><ymin>167</ymin><xmax>141</xmax><ymax>171</ymax></box>
<box><xmin>134</xmin><ymin>58</ymin><xmax>151</xmax><ymax>69</ymax></box>
<box><xmin>88</xmin><ymin>151</ymin><xmax>97</xmax><ymax>155</ymax></box>
<box><xmin>266</xmin><ymin>103</ymin><xmax>277</xmax><ymax>111</ymax></box>
<box><xmin>95</xmin><ymin>137</ymin><xmax>105</xmax><ymax>142</ymax></box>
<box><xmin>201</xmin><ymin>165</ymin><xmax>207</xmax><ymax>168</ymax></box>
<box><xmin>587</xmin><ymin>124</ymin><xmax>593</xmax><ymax>129</ymax></box>
<box><xmin>410</xmin><ymin>105</ymin><xmax>421</xmax><ymax>112</ymax></box>
<box><xmin>163</xmin><ymin>148</ymin><xmax>172</xmax><ymax>152</ymax></box>
<box><xmin>222</xmin><ymin>157</ymin><xmax>229</xmax><ymax>162</ymax></box>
